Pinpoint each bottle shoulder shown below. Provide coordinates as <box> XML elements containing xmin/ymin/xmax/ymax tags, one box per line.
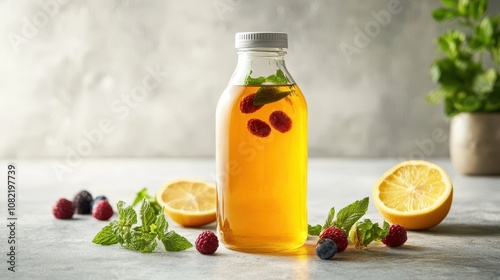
<box><xmin>229</xmin><ymin>53</ymin><xmax>295</xmax><ymax>86</ymax></box>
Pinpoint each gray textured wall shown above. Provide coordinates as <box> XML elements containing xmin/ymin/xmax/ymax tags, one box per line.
<box><xmin>2</xmin><ymin>0</ymin><xmax>498</xmax><ymax>158</ymax></box>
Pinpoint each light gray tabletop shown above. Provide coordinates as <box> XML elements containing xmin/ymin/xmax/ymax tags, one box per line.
<box><xmin>1</xmin><ymin>158</ymin><xmax>499</xmax><ymax>280</ymax></box>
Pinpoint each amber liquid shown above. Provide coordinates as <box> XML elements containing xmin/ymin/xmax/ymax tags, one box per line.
<box><xmin>216</xmin><ymin>84</ymin><xmax>308</xmax><ymax>252</ymax></box>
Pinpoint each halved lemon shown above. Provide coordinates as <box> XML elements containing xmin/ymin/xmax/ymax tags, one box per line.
<box><xmin>373</xmin><ymin>160</ymin><xmax>453</xmax><ymax>230</ymax></box>
<box><xmin>156</xmin><ymin>178</ymin><xmax>216</xmax><ymax>227</ymax></box>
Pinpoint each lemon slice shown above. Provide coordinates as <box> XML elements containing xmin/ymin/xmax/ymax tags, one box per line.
<box><xmin>156</xmin><ymin>178</ymin><xmax>216</xmax><ymax>227</ymax></box>
<box><xmin>373</xmin><ymin>160</ymin><xmax>453</xmax><ymax>230</ymax></box>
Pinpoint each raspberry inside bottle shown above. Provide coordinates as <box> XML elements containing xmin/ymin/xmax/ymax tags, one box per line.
<box><xmin>216</xmin><ymin>32</ymin><xmax>308</xmax><ymax>252</ymax></box>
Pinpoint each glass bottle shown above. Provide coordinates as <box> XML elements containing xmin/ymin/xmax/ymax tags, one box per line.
<box><xmin>215</xmin><ymin>32</ymin><xmax>308</xmax><ymax>252</ymax></box>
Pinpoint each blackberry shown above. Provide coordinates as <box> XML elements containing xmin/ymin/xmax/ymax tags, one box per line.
<box><xmin>73</xmin><ymin>190</ymin><xmax>93</xmax><ymax>214</ymax></box>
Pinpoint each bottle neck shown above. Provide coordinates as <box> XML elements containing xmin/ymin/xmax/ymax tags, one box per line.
<box><xmin>229</xmin><ymin>48</ymin><xmax>295</xmax><ymax>85</ymax></box>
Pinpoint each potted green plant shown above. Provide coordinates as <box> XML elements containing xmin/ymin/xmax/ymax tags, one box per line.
<box><xmin>428</xmin><ymin>0</ymin><xmax>500</xmax><ymax>175</ymax></box>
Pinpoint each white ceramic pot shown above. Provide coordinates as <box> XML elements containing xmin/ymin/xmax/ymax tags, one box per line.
<box><xmin>450</xmin><ymin>113</ymin><xmax>500</xmax><ymax>175</ymax></box>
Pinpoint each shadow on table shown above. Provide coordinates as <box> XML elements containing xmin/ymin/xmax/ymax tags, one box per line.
<box><xmin>425</xmin><ymin>223</ymin><xmax>500</xmax><ymax>236</ymax></box>
<box><xmin>247</xmin><ymin>241</ymin><xmax>317</xmax><ymax>258</ymax></box>
<box><xmin>197</xmin><ymin>222</ymin><xmax>216</xmax><ymax>230</ymax></box>
<box><xmin>259</xmin><ymin>243</ymin><xmax>427</xmax><ymax>260</ymax></box>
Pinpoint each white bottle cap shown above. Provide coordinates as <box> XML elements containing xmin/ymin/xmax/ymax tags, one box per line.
<box><xmin>235</xmin><ymin>32</ymin><xmax>288</xmax><ymax>49</ymax></box>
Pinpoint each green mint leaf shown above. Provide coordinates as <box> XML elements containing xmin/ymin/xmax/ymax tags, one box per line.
<box><xmin>429</xmin><ymin>63</ymin><xmax>441</xmax><ymax>83</ymax></box>
<box><xmin>125</xmin><ymin>229</ymin><xmax>158</xmax><ymax>253</ymax></box>
<box><xmin>380</xmin><ymin>221</ymin><xmax>390</xmax><ymax>238</ymax></box>
<box><xmin>132</xmin><ymin>187</ymin><xmax>161</xmax><ymax>215</ymax></box>
<box><xmin>150</xmin><ymin>201</ymin><xmax>162</xmax><ymax>215</ymax></box>
<box><xmin>253</xmin><ymin>86</ymin><xmax>292</xmax><ymax>106</ymax></box>
<box><xmin>457</xmin><ymin>0</ymin><xmax>469</xmax><ymax>16</ymax></box>
<box><xmin>113</xmin><ymin>224</ymin><xmax>132</xmax><ymax>246</ymax></box>
<box><xmin>477</xmin><ymin>17</ymin><xmax>494</xmax><ymax>45</ymax></box>
<box><xmin>322</xmin><ymin>207</ymin><xmax>335</xmax><ymax>229</ymax></box>
<box><xmin>426</xmin><ymin>87</ymin><xmax>453</xmax><ymax>104</ymax></box>
<box><xmin>117</xmin><ymin>201</ymin><xmax>137</xmax><ymax>226</ymax></box>
<box><xmin>432</xmin><ymin>7</ymin><xmax>458</xmax><ymax>22</ymax></box>
<box><xmin>92</xmin><ymin>225</ymin><xmax>119</xmax><ymax>245</ymax></box>
<box><xmin>265</xmin><ymin>69</ymin><xmax>290</xmax><ymax>84</ymax></box>
<box><xmin>473</xmin><ymin>69</ymin><xmax>496</xmax><ymax>95</ymax></box>
<box><xmin>132</xmin><ymin>188</ymin><xmax>149</xmax><ymax>206</ymax></box>
<box><xmin>155</xmin><ymin>211</ymin><xmax>169</xmax><ymax>240</ymax></box>
<box><xmin>436</xmin><ymin>31</ymin><xmax>465</xmax><ymax>59</ymax></box>
<box><xmin>468</xmin><ymin>0</ymin><xmax>487</xmax><ymax>19</ymax></box>
<box><xmin>245</xmin><ymin>72</ymin><xmax>266</xmax><ymax>85</ymax></box>
<box><xmin>430</xmin><ymin>58</ymin><xmax>464</xmax><ymax>87</ymax></box>
<box><xmin>140</xmin><ymin>198</ymin><xmax>156</xmax><ymax>232</ymax></box>
<box><xmin>308</xmin><ymin>224</ymin><xmax>322</xmax><ymax>236</ymax></box>
<box><xmin>454</xmin><ymin>94</ymin><xmax>481</xmax><ymax>112</ymax></box>
<box><xmin>334</xmin><ymin>197</ymin><xmax>369</xmax><ymax>235</ymax></box>
<box><xmin>356</xmin><ymin>219</ymin><xmax>377</xmax><ymax>248</ymax></box>
<box><xmin>245</xmin><ymin>69</ymin><xmax>290</xmax><ymax>85</ymax></box>
<box><xmin>349</xmin><ymin>219</ymin><xmax>389</xmax><ymax>249</ymax></box>
<box><xmin>445</xmin><ymin>98</ymin><xmax>460</xmax><ymax>118</ymax></box>
<box><xmin>162</xmin><ymin>231</ymin><xmax>193</xmax><ymax>252</ymax></box>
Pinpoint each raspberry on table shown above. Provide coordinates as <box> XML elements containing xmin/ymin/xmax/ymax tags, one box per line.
<box><xmin>269</xmin><ymin>111</ymin><xmax>292</xmax><ymax>133</ymax></box>
<box><xmin>316</xmin><ymin>238</ymin><xmax>337</xmax><ymax>260</ymax></box>
<box><xmin>319</xmin><ymin>227</ymin><xmax>348</xmax><ymax>253</ymax></box>
<box><xmin>195</xmin><ymin>231</ymin><xmax>219</xmax><ymax>255</ymax></box>
<box><xmin>73</xmin><ymin>190</ymin><xmax>93</xmax><ymax>214</ymax></box>
<box><xmin>382</xmin><ymin>224</ymin><xmax>407</xmax><ymax>247</ymax></box>
<box><xmin>92</xmin><ymin>200</ymin><xmax>114</xmax><ymax>221</ymax></box>
<box><xmin>90</xmin><ymin>196</ymin><xmax>107</xmax><ymax>211</ymax></box>
<box><xmin>53</xmin><ymin>198</ymin><xmax>75</xmax><ymax>219</ymax></box>
<box><xmin>247</xmin><ymin>119</ymin><xmax>271</xmax><ymax>137</ymax></box>
<box><xmin>240</xmin><ymin>93</ymin><xmax>264</xmax><ymax>114</ymax></box>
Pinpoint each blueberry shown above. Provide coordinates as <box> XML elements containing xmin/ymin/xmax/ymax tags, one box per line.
<box><xmin>316</xmin><ymin>238</ymin><xmax>337</xmax><ymax>260</ymax></box>
<box><xmin>90</xmin><ymin>195</ymin><xmax>107</xmax><ymax>210</ymax></box>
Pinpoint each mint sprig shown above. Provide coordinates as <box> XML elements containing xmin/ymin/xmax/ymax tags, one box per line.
<box><xmin>308</xmin><ymin>197</ymin><xmax>369</xmax><ymax>237</ymax></box>
<box><xmin>308</xmin><ymin>197</ymin><xmax>390</xmax><ymax>250</ymax></box>
<box><xmin>132</xmin><ymin>187</ymin><xmax>162</xmax><ymax>215</ymax></box>
<box><xmin>245</xmin><ymin>69</ymin><xmax>290</xmax><ymax>85</ymax></box>
<box><xmin>92</xmin><ymin>198</ymin><xmax>193</xmax><ymax>253</ymax></box>
<box><xmin>349</xmin><ymin>220</ymin><xmax>389</xmax><ymax>249</ymax></box>
<box><xmin>245</xmin><ymin>70</ymin><xmax>295</xmax><ymax>106</ymax></box>
<box><xmin>308</xmin><ymin>224</ymin><xmax>322</xmax><ymax>236</ymax></box>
